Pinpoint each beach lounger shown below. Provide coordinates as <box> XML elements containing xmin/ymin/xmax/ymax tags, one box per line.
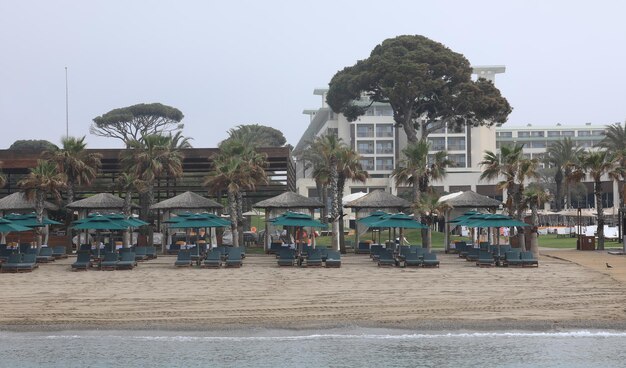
<box><xmin>398</xmin><ymin>245</ymin><xmax>411</xmax><ymax>260</ymax></box>
<box><xmin>355</xmin><ymin>242</ymin><xmax>371</xmax><ymax>254</ymax></box>
<box><xmin>268</xmin><ymin>242</ymin><xmax>283</xmax><ymax>255</ymax></box>
<box><xmin>52</xmin><ymin>246</ymin><xmax>68</xmax><ymax>259</ymax></box>
<box><xmin>305</xmin><ymin>249</ymin><xmax>323</xmax><ymax>267</ymax></box>
<box><xmin>378</xmin><ymin>249</ymin><xmax>396</xmax><ymax>267</ymax></box>
<box><xmin>1</xmin><ymin>254</ymin><xmax>22</xmax><ymax>273</ymax></box>
<box><xmin>175</xmin><ymin>250</ymin><xmax>193</xmax><ymax>267</ymax></box>
<box><xmin>100</xmin><ymin>252</ymin><xmax>119</xmax><ymax>271</ymax></box>
<box><xmin>422</xmin><ymin>252</ymin><xmax>440</xmax><ymax>268</ymax></box>
<box><xmin>466</xmin><ymin>248</ymin><xmax>479</xmax><ymax>262</ymax></box>
<box><xmin>317</xmin><ymin>246</ymin><xmax>328</xmax><ymax>261</ymax></box>
<box><xmin>2</xmin><ymin>253</ymin><xmax>37</xmax><ymax>273</ymax></box>
<box><xmin>477</xmin><ymin>250</ymin><xmax>495</xmax><ymax>267</ymax></box>
<box><xmin>370</xmin><ymin>245</ymin><xmax>383</xmax><ymax>261</ymax></box>
<box><xmin>202</xmin><ymin>249</ymin><xmax>222</xmax><ymax>268</ymax></box>
<box><xmin>168</xmin><ymin>243</ymin><xmax>181</xmax><ymax>255</ymax></box>
<box><xmin>79</xmin><ymin>244</ymin><xmax>91</xmax><ymax>252</ymax></box>
<box><xmin>404</xmin><ymin>252</ymin><xmax>422</xmax><ymax>267</ymax></box>
<box><xmin>277</xmin><ymin>249</ymin><xmax>296</xmax><ymax>267</ymax></box>
<box><xmin>71</xmin><ymin>251</ymin><xmax>92</xmax><ymax>271</ymax></box>
<box><xmin>145</xmin><ymin>246</ymin><xmax>157</xmax><ymax>259</ymax></box>
<box><xmin>117</xmin><ymin>251</ymin><xmax>137</xmax><ymax>270</ymax></box>
<box><xmin>505</xmin><ymin>250</ymin><xmax>522</xmax><ymax>267</ymax></box>
<box><xmin>36</xmin><ymin>247</ymin><xmax>56</xmax><ymax>263</ymax></box>
<box><xmin>225</xmin><ymin>251</ymin><xmax>243</xmax><ymax>268</ymax></box>
<box><xmin>521</xmin><ymin>251</ymin><xmax>539</xmax><ymax>267</ymax></box>
<box><xmin>134</xmin><ymin>247</ymin><xmax>149</xmax><ymax>261</ymax></box>
<box><xmin>325</xmin><ymin>250</ymin><xmax>341</xmax><ymax>268</ymax></box>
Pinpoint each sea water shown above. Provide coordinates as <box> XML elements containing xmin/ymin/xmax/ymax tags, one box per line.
<box><xmin>1</xmin><ymin>328</ymin><xmax>625</xmax><ymax>367</ymax></box>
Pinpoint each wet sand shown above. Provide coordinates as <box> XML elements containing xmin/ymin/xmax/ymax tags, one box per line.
<box><xmin>1</xmin><ymin>249</ymin><xmax>625</xmax><ymax>331</ymax></box>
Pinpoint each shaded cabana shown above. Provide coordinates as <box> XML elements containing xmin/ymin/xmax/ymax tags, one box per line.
<box><xmin>344</xmin><ymin>190</ymin><xmax>411</xmax><ymax>247</ymax></box>
<box><xmin>253</xmin><ymin>192</ymin><xmax>324</xmax><ymax>252</ymax></box>
<box><xmin>0</xmin><ymin>192</ymin><xmax>60</xmax><ymax>245</ymax></box>
<box><xmin>438</xmin><ymin>191</ymin><xmax>502</xmax><ymax>251</ymax></box>
<box><xmin>150</xmin><ymin>191</ymin><xmax>224</xmax><ymax>250</ymax></box>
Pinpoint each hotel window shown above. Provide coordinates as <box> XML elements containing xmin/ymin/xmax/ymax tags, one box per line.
<box><xmin>356</xmin><ymin>124</ymin><xmax>374</xmax><ymax>138</ymax></box>
<box><xmin>547</xmin><ymin>131</ymin><xmax>561</xmax><ymax>137</ymax></box>
<box><xmin>427</xmin><ymin>122</ymin><xmax>445</xmax><ymax>134</ymax></box>
<box><xmin>375</xmin><ymin>158</ymin><xmax>394</xmax><ymax>171</ymax></box>
<box><xmin>591</xmin><ymin>130</ymin><xmax>605</xmax><ymax>136</ymax></box>
<box><xmin>359</xmin><ymin>158</ymin><xmax>375</xmax><ymax>171</ymax></box>
<box><xmin>518</xmin><ymin>131</ymin><xmax>530</xmax><ymax>138</ymax></box>
<box><xmin>530</xmin><ymin>131</ymin><xmax>545</xmax><ymax>137</ymax></box>
<box><xmin>447</xmin><ymin>137</ymin><xmax>466</xmax><ymax>151</ymax></box>
<box><xmin>578</xmin><ymin>130</ymin><xmax>591</xmax><ymax>137</ymax></box>
<box><xmin>376</xmin><ymin>124</ymin><xmax>394</xmax><ymax>137</ymax></box>
<box><xmin>496</xmin><ymin>141</ymin><xmax>501</xmax><ymax>149</ymax></box>
<box><xmin>448</xmin><ymin>154</ymin><xmax>466</xmax><ymax>168</ymax></box>
<box><xmin>562</xmin><ymin>131</ymin><xmax>575</xmax><ymax>137</ymax></box>
<box><xmin>326</xmin><ymin>128</ymin><xmax>338</xmax><ymax>137</ymax></box>
<box><xmin>497</xmin><ymin>131</ymin><xmax>512</xmax><ymax>138</ymax></box>
<box><xmin>357</xmin><ymin>141</ymin><xmax>374</xmax><ymax>154</ymax></box>
<box><xmin>374</xmin><ymin>106</ymin><xmax>393</xmax><ymax>116</ymax></box>
<box><xmin>376</xmin><ymin>140</ymin><xmax>394</xmax><ymax>154</ymax></box>
<box><xmin>530</xmin><ymin>140</ymin><xmax>546</xmax><ymax>148</ymax></box>
<box><xmin>428</xmin><ymin>137</ymin><xmax>445</xmax><ymax>151</ymax></box>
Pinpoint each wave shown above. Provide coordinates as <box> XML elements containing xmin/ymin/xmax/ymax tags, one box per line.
<box><xmin>23</xmin><ymin>330</ymin><xmax>626</xmax><ymax>342</ymax></box>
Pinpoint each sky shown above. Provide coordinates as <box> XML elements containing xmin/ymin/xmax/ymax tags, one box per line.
<box><xmin>1</xmin><ymin>0</ymin><xmax>625</xmax><ymax>149</ymax></box>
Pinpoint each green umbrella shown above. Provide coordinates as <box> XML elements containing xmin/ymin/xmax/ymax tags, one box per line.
<box><xmin>357</xmin><ymin>211</ymin><xmax>389</xmax><ymax>226</ymax></box>
<box><xmin>4</xmin><ymin>213</ymin><xmax>62</xmax><ymax>227</ymax></box>
<box><xmin>448</xmin><ymin>211</ymin><xmax>481</xmax><ymax>224</ymax></box>
<box><xmin>269</xmin><ymin>211</ymin><xmax>327</xmax><ymax>228</ymax></box>
<box><xmin>464</xmin><ymin>214</ymin><xmax>529</xmax><ymax>228</ymax></box>
<box><xmin>369</xmin><ymin>213</ymin><xmax>428</xmax><ymax>229</ymax></box>
<box><xmin>0</xmin><ymin>218</ymin><xmax>32</xmax><ymax>233</ymax></box>
<box><xmin>72</xmin><ymin>215</ymin><xmax>128</xmax><ymax>257</ymax></box>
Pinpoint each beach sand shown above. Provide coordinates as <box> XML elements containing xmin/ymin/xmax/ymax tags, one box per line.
<box><xmin>1</xmin><ymin>249</ymin><xmax>626</xmax><ymax>331</ymax></box>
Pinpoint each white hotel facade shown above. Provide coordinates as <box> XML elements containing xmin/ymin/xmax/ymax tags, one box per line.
<box><xmin>294</xmin><ymin>66</ymin><xmax>619</xmax><ymax>210</ymax></box>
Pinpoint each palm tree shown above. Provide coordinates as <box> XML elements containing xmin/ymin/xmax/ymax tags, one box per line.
<box><xmin>577</xmin><ymin>150</ymin><xmax>621</xmax><ymax>250</ymax></box>
<box><xmin>301</xmin><ymin>144</ymin><xmax>330</xmax><ymax>223</ymax></box>
<box><xmin>204</xmin><ymin>140</ymin><xmax>267</xmax><ymax>248</ymax></box>
<box><xmin>597</xmin><ymin>123</ymin><xmax>626</xmax><ymax>207</ymax></box>
<box><xmin>523</xmin><ymin>184</ymin><xmax>552</xmax><ymax>257</ymax></box>
<box><xmin>121</xmin><ymin>133</ymin><xmax>185</xmax><ymax>219</ymax></box>
<box><xmin>393</xmin><ymin>140</ymin><xmax>451</xmax><ymax>247</ymax></box>
<box><xmin>44</xmin><ymin>136</ymin><xmax>102</xmax><ymax>205</ymax></box>
<box><xmin>114</xmin><ymin>172</ymin><xmax>145</xmax><ymax>247</ymax></box>
<box><xmin>412</xmin><ymin>192</ymin><xmax>451</xmax><ymax>253</ymax></box>
<box><xmin>480</xmin><ymin>144</ymin><xmax>539</xmax><ymax>250</ymax></box>
<box><xmin>545</xmin><ymin>137</ymin><xmax>583</xmax><ymax>210</ymax></box>
<box><xmin>336</xmin><ymin>147</ymin><xmax>368</xmax><ymax>253</ymax></box>
<box><xmin>18</xmin><ymin>160</ymin><xmax>66</xmax><ymax>247</ymax></box>
<box><xmin>308</xmin><ymin>134</ymin><xmax>344</xmax><ymax>251</ymax></box>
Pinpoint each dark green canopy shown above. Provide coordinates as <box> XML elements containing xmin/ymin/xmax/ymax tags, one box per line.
<box><xmin>4</xmin><ymin>213</ymin><xmax>62</xmax><ymax>227</ymax></box>
<box><xmin>72</xmin><ymin>215</ymin><xmax>129</xmax><ymax>230</ymax></box>
<box><xmin>357</xmin><ymin>211</ymin><xmax>390</xmax><ymax>226</ymax></box>
<box><xmin>0</xmin><ymin>218</ymin><xmax>32</xmax><ymax>233</ymax></box>
<box><xmin>369</xmin><ymin>213</ymin><xmax>428</xmax><ymax>229</ymax></box>
<box><xmin>269</xmin><ymin>211</ymin><xmax>327</xmax><ymax>228</ymax></box>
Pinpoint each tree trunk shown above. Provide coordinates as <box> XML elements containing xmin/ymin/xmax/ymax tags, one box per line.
<box><xmin>236</xmin><ymin>192</ymin><xmax>244</xmax><ymax>247</ymax></box>
<box><xmin>320</xmin><ymin>184</ymin><xmax>328</xmax><ymax>223</ymax></box>
<box><xmin>554</xmin><ymin>169</ymin><xmax>563</xmax><ymax>211</ymax></box>
<box><xmin>66</xmin><ymin>181</ymin><xmax>75</xmax><ymax>207</ymax></box>
<box><xmin>228</xmin><ymin>191</ymin><xmax>239</xmax><ymax>247</ymax></box>
<box><xmin>328</xmin><ymin>156</ymin><xmax>339</xmax><ymax>251</ymax></box>
<box><xmin>595</xmin><ymin>180</ymin><xmax>605</xmax><ymax>251</ymax></box>
<box><xmin>426</xmin><ymin>227</ymin><xmax>432</xmax><ymax>253</ymax></box>
<box><xmin>529</xmin><ymin>231</ymin><xmax>539</xmax><ymax>257</ymax></box>
<box><xmin>337</xmin><ymin>176</ymin><xmax>346</xmax><ymax>254</ymax></box>
<box><xmin>35</xmin><ymin>190</ymin><xmax>45</xmax><ymax>248</ymax></box>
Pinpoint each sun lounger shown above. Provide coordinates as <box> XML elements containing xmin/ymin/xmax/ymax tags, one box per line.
<box><xmin>325</xmin><ymin>250</ymin><xmax>341</xmax><ymax>268</ymax></box>
<box><xmin>174</xmin><ymin>250</ymin><xmax>193</xmax><ymax>267</ymax></box>
<box><xmin>378</xmin><ymin>249</ymin><xmax>396</xmax><ymax>267</ymax></box>
<box><xmin>225</xmin><ymin>251</ymin><xmax>243</xmax><ymax>268</ymax></box>
<box><xmin>1</xmin><ymin>253</ymin><xmax>36</xmax><ymax>273</ymax></box>
<box><xmin>71</xmin><ymin>251</ymin><xmax>92</xmax><ymax>271</ymax></box>
<box><xmin>316</xmin><ymin>246</ymin><xmax>328</xmax><ymax>261</ymax></box>
<box><xmin>398</xmin><ymin>245</ymin><xmax>411</xmax><ymax>260</ymax></box>
<box><xmin>305</xmin><ymin>249</ymin><xmax>323</xmax><ymax>267</ymax></box>
<box><xmin>268</xmin><ymin>242</ymin><xmax>283</xmax><ymax>255</ymax></box>
<box><xmin>355</xmin><ymin>242</ymin><xmax>371</xmax><ymax>254</ymax></box>
<box><xmin>134</xmin><ymin>247</ymin><xmax>149</xmax><ymax>261</ymax></box>
<box><xmin>117</xmin><ymin>251</ymin><xmax>137</xmax><ymax>270</ymax></box>
<box><xmin>36</xmin><ymin>247</ymin><xmax>56</xmax><ymax>263</ymax></box>
<box><xmin>79</xmin><ymin>244</ymin><xmax>91</xmax><ymax>251</ymax></box>
<box><xmin>202</xmin><ymin>249</ymin><xmax>222</xmax><ymax>268</ymax></box>
<box><xmin>505</xmin><ymin>250</ymin><xmax>522</xmax><ymax>267</ymax></box>
<box><xmin>370</xmin><ymin>245</ymin><xmax>383</xmax><ymax>261</ymax></box>
<box><xmin>145</xmin><ymin>246</ymin><xmax>157</xmax><ymax>259</ymax></box>
<box><xmin>521</xmin><ymin>251</ymin><xmax>539</xmax><ymax>267</ymax></box>
<box><xmin>168</xmin><ymin>243</ymin><xmax>181</xmax><ymax>255</ymax></box>
<box><xmin>404</xmin><ymin>252</ymin><xmax>422</xmax><ymax>267</ymax></box>
<box><xmin>100</xmin><ymin>252</ymin><xmax>119</xmax><ymax>271</ymax></box>
<box><xmin>477</xmin><ymin>250</ymin><xmax>495</xmax><ymax>267</ymax></box>
<box><xmin>466</xmin><ymin>248</ymin><xmax>479</xmax><ymax>262</ymax></box>
<box><xmin>51</xmin><ymin>246</ymin><xmax>68</xmax><ymax>259</ymax></box>
<box><xmin>277</xmin><ymin>249</ymin><xmax>296</xmax><ymax>266</ymax></box>
<box><xmin>452</xmin><ymin>241</ymin><xmax>467</xmax><ymax>255</ymax></box>
<box><xmin>422</xmin><ymin>252</ymin><xmax>440</xmax><ymax>268</ymax></box>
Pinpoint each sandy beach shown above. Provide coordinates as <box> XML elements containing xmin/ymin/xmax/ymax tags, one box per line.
<box><xmin>1</xmin><ymin>249</ymin><xmax>626</xmax><ymax>331</ymax></box>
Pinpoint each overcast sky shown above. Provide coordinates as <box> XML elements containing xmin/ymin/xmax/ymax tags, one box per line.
<box><xmin>1</xmin><ymin>0</ymin><xmax>624</xmax><ymax>149</ymax></box>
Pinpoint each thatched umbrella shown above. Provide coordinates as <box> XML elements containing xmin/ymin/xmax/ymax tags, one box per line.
<box><xmin>66</xmin><ymin>193</ymin><xmax>137</xmax><ymax>211</ymax></box>
<box><xmin>254</xmin><ymin>192</ymin><xmax>324</xmax><ymax>252</ymax></box>
<box><xmin>0</xmin><ymin>192</ymin><xmax>58</xmax><ymax>212</ymax></box>
<box><xmin>438</xmin><ymin>191</ymin><xmax>502</xmax><ymax>252</ymax></box>
<box><xmin>344</xmin><ymin>190</ymin><xmax>411</xmax><ymax>247</ymax></box>
<box><xmin>150</xmin><ymin>191</ymin><xmax>223</xmax><ymax>252</ymax></box>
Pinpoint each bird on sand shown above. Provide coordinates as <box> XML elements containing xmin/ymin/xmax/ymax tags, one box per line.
<box><xmin>606</xmin><ymin>263</ymin><xmax>613</xmax><ymax>269</ymax></box>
